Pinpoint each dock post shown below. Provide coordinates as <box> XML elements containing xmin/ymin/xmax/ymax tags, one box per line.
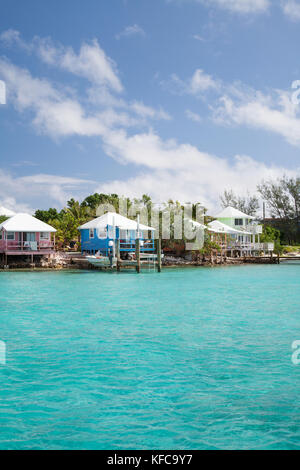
<box><xmin>116</xmin><ymin>239</ymin><xmax>121</xmax><ymax>272</ymax></box>
<box><xmin>135</xmin><ymin>239</ymin><xmax>140</xmax><ymax>273</ymax></box>
<box><xmin>157</xmin><ymin>238</ymin><xmax>162</xmax><ymax>272</ymax></box>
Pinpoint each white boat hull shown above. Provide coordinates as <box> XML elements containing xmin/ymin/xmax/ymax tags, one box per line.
<box><xmin>86</xmin><ymin>256</ymin><xmax>117</xmax><ymax>268</ymax></box>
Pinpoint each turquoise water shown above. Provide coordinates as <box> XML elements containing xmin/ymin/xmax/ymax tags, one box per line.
<box><xmin>0</xmin><ymin>265</ymin><xmax>300</xmax><ymax>450</ymax></box>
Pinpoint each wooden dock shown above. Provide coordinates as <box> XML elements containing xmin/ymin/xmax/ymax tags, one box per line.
<box><xmin>73</xmin><ymin>239</ymin><xmax>163</xmax><ymax>273</ymax></box>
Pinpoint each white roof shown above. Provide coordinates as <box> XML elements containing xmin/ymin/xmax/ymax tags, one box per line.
<box><xmin>78</xmin><ymin>212</ymin><xmax>155</xmax><ymax>231</ymax></box>
<box><xmin>208</xmin><ymin>220</ymin><xmax>252</xmax><ymax>235</ymax></box>
<box><xmin>215</xmin><ymin>206</ymin><xmax>255</xmax><ymax>220</ymax></box>
<box><xmin>0</xmin><ymin>206</ymin><xmax>16</xmax><ymax>217</ymax></box>
<box><xmin>185</xmin><ymin>219</ymin><xmax>207</xmax><ymax>230</ymax></box>
<box><xmin>0</xmin><ymin>213</ymin><xmax>56</xmax><ymax>232</ymax></box>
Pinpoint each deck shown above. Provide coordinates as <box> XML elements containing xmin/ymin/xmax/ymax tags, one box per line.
<box><xmin>0</xmin><ymin>249</ymin><xmax>54</xmax><ymax>256</ymax></box>
<box><xmin>0</xmin><ymin>241</ymin><xmax>55</xmax><ymax>256</ymax></box>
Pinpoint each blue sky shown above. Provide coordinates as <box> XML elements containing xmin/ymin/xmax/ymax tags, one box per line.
<box><xmin>0</xmin><ymin>0</ymin><xmax>300</xmax><ymax>213</ymax></box>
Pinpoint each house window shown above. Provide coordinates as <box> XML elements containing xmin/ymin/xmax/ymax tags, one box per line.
<box><xmin>40</xmin><ymin>232</ymin><xmax>50</xmax><ymax>240</ymax></box>
<box><xmin>120</xmin><ymin>229</ymin><xmax>129</xmax><ymax>240</ymax></box>
<box><xmin>234</xmin><ymin>219</ymin><xmax>243</xmax><ymax>226</ymax></box>
<box><xmin>0</xmin><ymin>231</ymin><xmax>2</xmax><ymax>240</ymax></box>
<box><xmin>97</xmin><ymin>228</ymin><xmax>107</xmax><ymax>239</ymax></box>
<box><xmin>89</xmin><ymin>229</ymin><xmax>94</xmax><ymax>239</ymax></box>
<box><xmin>6</xmin><ymin>232</ymin><xmax>15</xmax><ymax>240</ymax></box>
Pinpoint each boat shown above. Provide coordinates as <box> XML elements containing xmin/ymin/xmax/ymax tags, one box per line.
<box><xmin>280</xmin><ymin>257</ymin><xmax>300</xmax><ymax>265</ymax></box>
<box><xmin>86</xmin><ymin>255</ymin><xmax>117</xmax><ymax>268</ymax></box>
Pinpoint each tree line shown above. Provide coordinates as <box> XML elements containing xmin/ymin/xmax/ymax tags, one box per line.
<box><xmin>1</xmin><ymin>175</ymin><xmax>297</xmax><ymax>248</ymax></box>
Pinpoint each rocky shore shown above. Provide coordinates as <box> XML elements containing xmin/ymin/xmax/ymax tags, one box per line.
<box><xmin>1</xmin><ymin>251</ymin><xmax>277</xmax><ymax>270</ymax></box>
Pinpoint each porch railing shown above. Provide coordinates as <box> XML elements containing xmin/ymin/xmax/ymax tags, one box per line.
<box><xmin>119</xmin><ymin>239</ymin><xmax>155</xmax><ymax>252</ymax></box>
<box><xmin>227</xmin><ymin>242</ymin><xmax>274</xmax><ymax>251</ymax></box>
<box><xmin>1</xmin><ymin>241</ymin><xmax>55</xmax><ymax>251</ymax></box>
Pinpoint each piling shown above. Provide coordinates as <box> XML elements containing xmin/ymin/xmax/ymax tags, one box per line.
<box><xmin>135</xmin><ymin>239</ymin><xmax>140</xmax><ymax>273</ymax></box>
<box><xmin>116</xmin><ymin>239</ymin><xmax>121</xmax><ymax>272</ymax></box>
<box><xmin>157</xmin><ymin>238</ymin><xmax>162</xmax><ymax>272</ymax></box>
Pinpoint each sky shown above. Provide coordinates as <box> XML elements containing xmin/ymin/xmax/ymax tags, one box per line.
<box><xmin>0</xmin><ymin>0</ymin><xmax>300</xmax><ymax>214</ymax></box>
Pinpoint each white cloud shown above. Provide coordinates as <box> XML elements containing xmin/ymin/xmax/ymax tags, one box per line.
<box><xmin>0</xmin><ymin>170</ymin><xmax>96</xmax><ymax>212</ymax></box>
<box><xmin>0</xmin><ymin>58</ymin><xmax>107</xmax><ymax>138</ymax></box>
<box><xmin>192</xmin><ymin>34</ymin><xmax>205</xmax><ymax>41</ymax></box>
<box><xmin>185</xmin><ymin>109</ymin><xmax>202</xmax><ymax>122</ymax></box>
<box><xmin>0</xmin><ymin>57</ymin><xmax>170</xmax><ymax>137</ymax></box>
<box><xmin>115</xmin><ymin>24</ymin><xmax>145</xmax><ymax>40</ymax></box>
<box><xmin>36</xmin><ymin>37</ymin><xmax>123</xmax><ymax>92</ymax></box>
<box><xmin>169</xmin><ymin>0</ymin><xmax>269</xmax><ymax>14</ymax></box>
<box><xmin>213</xmin><ymin>86</ymin><xmax>300</xmax><ymax>147</ymax></box>
<box><xmin>190</xmin><ymin>69</ymin><xmax>218</xmax><ymax>93</ymax></box>
<box><xmin>166</xmin><ymin>69</ymin><xmax>219</xmax><ymax>95</ymax></box>
<box><xmin>0</xmin><ymin>31</ymin><xmax>170</xmax><ymax>135</ymax></box>
<box><xmin>1</xmin><ymin>33</ymin><xmax>299</xmax><ymax>212</ymax></box>
<box><xmin>205</xmin><ymin>0</ymin><xmax>270</xmax><ymax>13</ymax></box>
<box><xmin>281</xmin><ymin>0</ymin><xmax>300</xmax><ymax>21</ymax></box>
<box><xmin>130</xmin><ymin>101</ymin><xmax>171</xmax><ymax>120</ymax></box>
<box><xmin>166</xmin><ymin>66</ymin><xmax>300</xmax><ymax>148</ymax></box>
<box><xmin>0</xmin><ymin>29</ymin><xmax>30</xmax><ymax>50</ymax></box>
<box><xmin>96</xmin><ymin>128</ymin><xmax>298</xmax><ymax>211</ymax></box>
<box><xmin>0</xmin><ymin>31</ymin><xmax>123</xmax><ymax>92</ymax></box>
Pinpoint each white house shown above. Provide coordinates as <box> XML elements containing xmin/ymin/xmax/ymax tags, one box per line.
<box><xmin>211</xmin><ymin>206</ymin><xmax>274</xmax><ymax>256</ymax></box>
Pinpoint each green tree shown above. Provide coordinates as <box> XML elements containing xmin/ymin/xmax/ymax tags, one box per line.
<box><xmin>35</xmin><ymin>208</ymin><xmax>60</xmax><ymax>223</ymax></box>
<box><xmin>0</xmin><ymin>215</ymin><xmax>9</xmax><ymax>224</ymax></box>
<box><xmin>260</xmin><ymin>225</ymin><xmax>281</xmax><ymax>243</ymax></box>
<box><xmin>220</xmin><ymin>190</ymin><xmax>259</xmax><ymax>216</ymax></box>
<box><xmin>50</xmin><ymin>212</ymin><xmax>79</xmax><ymax>247</ymax></box>
<box><xmin>258</xmin><ymin>176</ymin><xmax>300</xmax><ymax>243</ymax></box>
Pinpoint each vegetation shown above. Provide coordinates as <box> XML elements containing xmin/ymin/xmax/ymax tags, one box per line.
<box><xmin>260</xmin><ymin>225</ymin><xmax>280</xmax><ymax>243</ymax></box>
<box><xmin>32</xmin><ymin>176</ymin><xmax>300</xmax><ymax>251</ymax></box>
<box><xmin>258</xmin><ymin>176</ymin><xmax>300</xmax><ymax>244</ymax></box>
<box><xmin>34</xmin><ymin>193</ymin><xmax>156</xmax><ymax>248</ymax></box>
<box><xmin>0</xmin><ymin>215</ymin><xmax>9</xmax><ymax>224</ymax></box>
<box><xmin>220</xmin><ymin>190</ymin><xmax>259</xmax><ymax>216</ymax></box>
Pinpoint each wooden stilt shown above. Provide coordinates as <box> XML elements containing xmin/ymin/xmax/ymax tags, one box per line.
<box><xmin>135</xmin><ymin>239</ymin><xmax>140</xmax><ymax>273</ymax></box>
<box><xmin>116</xmin><ymin>239</ymin><xmax>121</xmax><ymax>272</ymax></box>
<box><xmin>157</xmin><ymin>238</ymin><xmax>162</xmax><ymax>272</ymax></box>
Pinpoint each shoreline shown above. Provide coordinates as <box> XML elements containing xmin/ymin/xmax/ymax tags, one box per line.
<box><xmin>0</xmin><ymin>256</ymin><xmax>278</xmax><ymax>271</ymax></box>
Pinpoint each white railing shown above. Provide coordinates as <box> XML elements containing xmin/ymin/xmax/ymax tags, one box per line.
<box><xmin>245</xmin><ymin>224</ymin><xmax>263</xmax><ymax>234</ymax></box>
<box><xmin>1</xmin><ymin>241</ymin><xmax>55</xmax><ymax>251</ymax></box>
<box><xmin>228</xmin><ymin>242</ymin><xmax>274</xmax><ymax>252</ymax></box>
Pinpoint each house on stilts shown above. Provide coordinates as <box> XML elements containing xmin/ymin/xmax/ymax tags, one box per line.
<box><xmin>0</xmin><ymin>213</ymin><xmax>56</xmax><ymax>265</ymax></box>
<box><xmin>209</xmin><ymin>206</ymin><xmax>274</xmax><ymax>256</ymax></box>
<box><xmin>78</xmin><ymin>212</ymin><xmax>156</xmax><ymax>258</ymax></box>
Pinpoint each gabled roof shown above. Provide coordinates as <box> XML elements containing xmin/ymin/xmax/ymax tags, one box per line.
<box><xmin>184</xmin><ymin>218</ymin><xmax>207</xmax><ymax>230</ymax></box>
<box><xmin>208</xmin><ymin>220</ymin><xmax>252</xmax><ymax>235</ymax></box>
<box><xmin>0</xmin><ymin>213</ymin><xmax>56</xmax><ymax>232</ymax></box>
<box><xmin>215</xmin><ymin>206</ymin><xmax>255</xmax><ymax>220</ymax></box>
<box><xmin>0</xmin><ymin>206</ymin><xmax>16</xmax><ymax>217</ymax></box>
<box><xmin>78</xmin><ymin>212</ymin><xmax>155</xmax><ymax>231</ymax></box>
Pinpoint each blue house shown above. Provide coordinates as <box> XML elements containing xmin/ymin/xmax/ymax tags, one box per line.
<box><xmin>78</xmin><ymin>212</ymin><xmax>155</xmax><ymax>256</ymax></box>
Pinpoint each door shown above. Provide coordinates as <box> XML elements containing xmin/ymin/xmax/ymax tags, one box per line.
<box><xmin>23</xmin><ymin>232</ymin><xmax>36</xmax><ymax>242</ymax></box>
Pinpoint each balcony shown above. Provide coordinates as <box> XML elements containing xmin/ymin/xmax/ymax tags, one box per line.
<box><xmin>119</xmin><ymin>239</ymin><xmax>155</xmax><ymax>252</ymax></box>
<box><xmin>0</xmin><ymin>241</ymin><xmax>55</xmax><ymax>254</ymax></box>
<box><xmin>227</xmin><ymin>242</ymin><xmax>274</xmax><ymax>252</ymax></box>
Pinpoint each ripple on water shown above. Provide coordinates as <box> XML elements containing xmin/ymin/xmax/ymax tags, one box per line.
<box><xmin>0</xmin><ymin>265</ymin><xmax>300</xmax><ymax>449</ymax></box>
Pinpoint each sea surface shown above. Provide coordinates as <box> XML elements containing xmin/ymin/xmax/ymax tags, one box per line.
<box><xmin>0</xmin><ymin>265</ymin><xmax>300</xmax><ymax>450</ymax></box>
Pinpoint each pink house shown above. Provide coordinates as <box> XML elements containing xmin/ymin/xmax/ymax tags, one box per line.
<box><xmin>0</xmin><ymin>213</ymin><xmax>56</xmax><ymax>263</ymax></box>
